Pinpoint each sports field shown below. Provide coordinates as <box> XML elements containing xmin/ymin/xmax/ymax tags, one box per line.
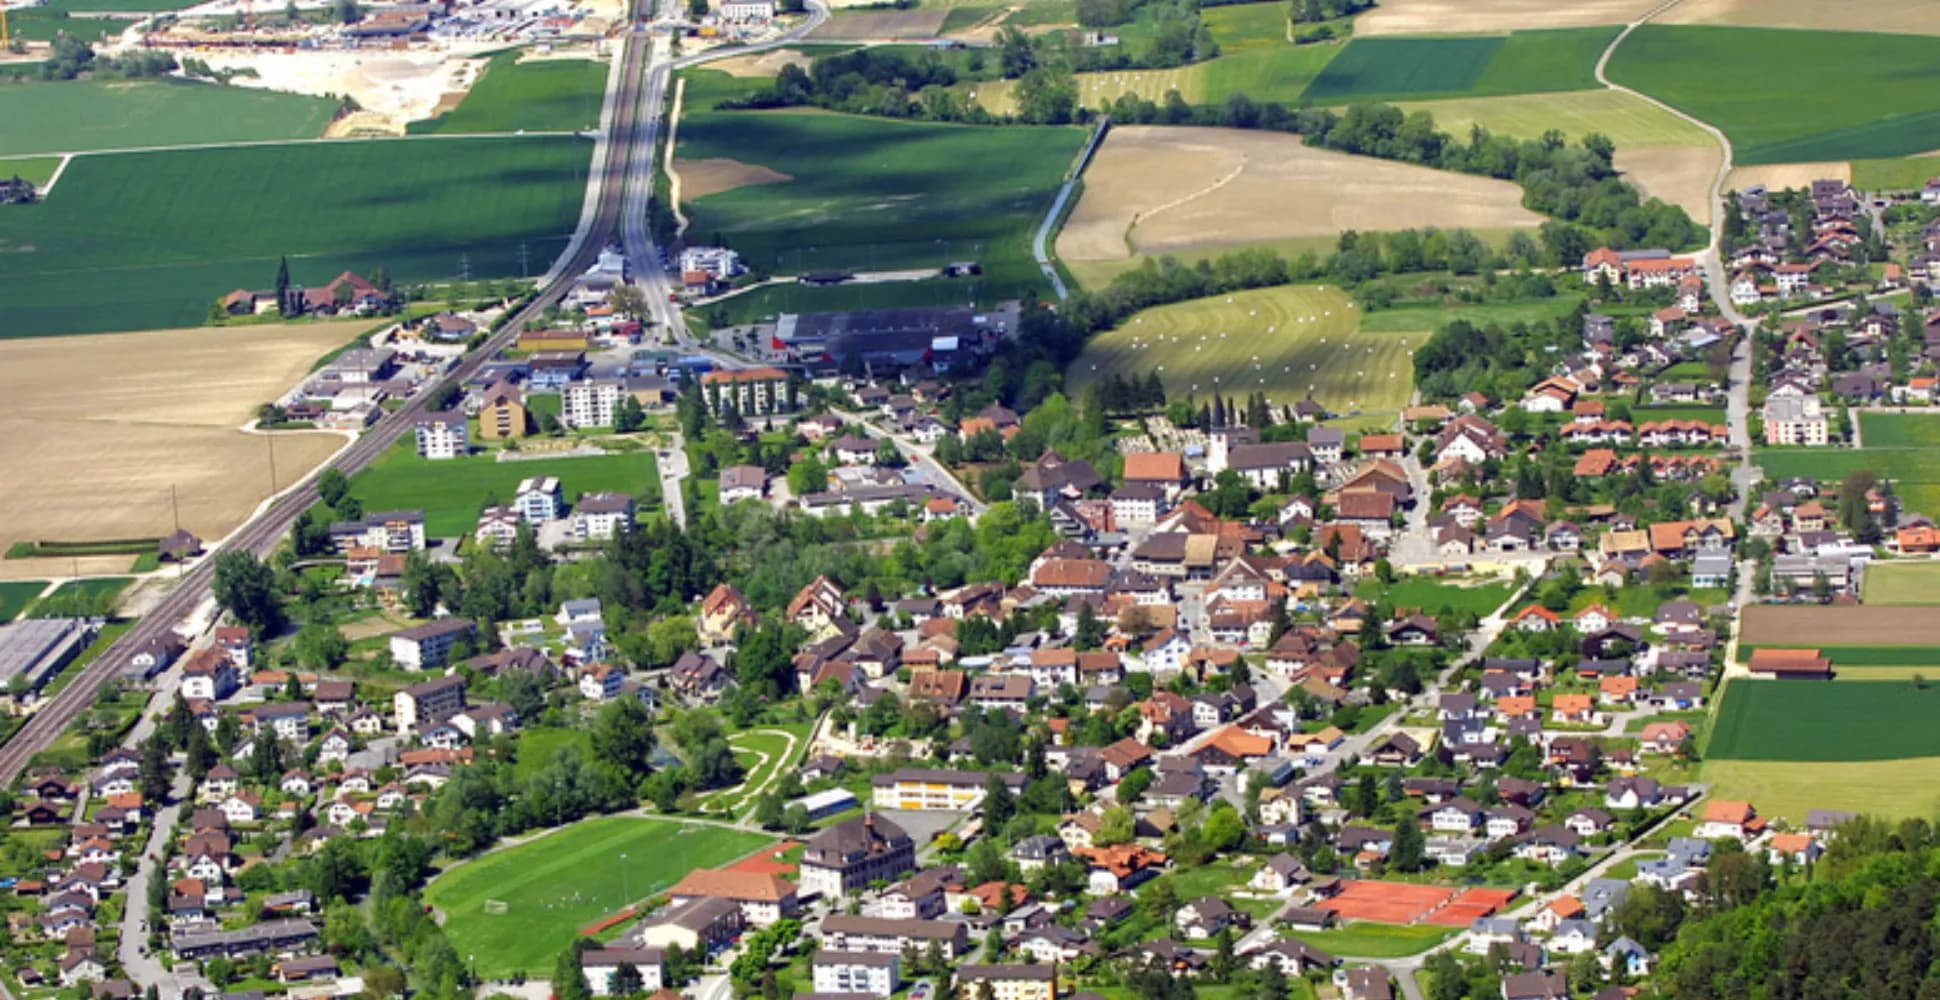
<box><xmin>1864</xmin><ymin>562</ymin><xmax>1940</xmax><ymax>606</ymax></box>
<box><xmin>409</xmin><ymin>52</ymin><xmax>606</xmax><ymax>134</ymax></box>
<box><xmin>1057</xmin><ymin>126</ymin><xmax>1540</xmax><ymax>265</ymax></box>
<box><xmin>1067</xmin><ymin>284</ymin><xmax>1415</xmax><ymax>413</ymax></box>
<box><xmin>350</xmin><ymin>443</ymin><xmax>660</xmax><ymax>538</ymax></box>
<box><xmin>1756</xmin><ymin>442</ymin><xmax>1940</xmax><ymax>524</ymax></box>
<box><xmin>1302</xmin><ymin>28</ymin><xmax>1616</xmax><ymax>104</ymax></box>
<box><xmin>677</xmin><ymin>70</ymin><xmax>1081</xmax><ymax>296</ymax></box>
<box><xmin>0</xmin><ymin>323</ymin><xmax>359</xmax><ymax>551</ymax></box>
<box><xmin>0</xmin><ymin>136</ymin><xmax>590</xmax><ymax>337</ymax></box>
<box><xmin>0</xmin><ymin>79</ymin><xmax>339</xmax><ymax>156</ymax></box>
<box><xmin>426</xmin><ymin>816</ymin><xmax>774</xmax><ymax>979</ymax></box>
<box><xmin>1707</xmin><ymin>679</ymin><xmax>1940</xmax><ymax>762</ymax></box>
<box><xmin>1289</xmin><ymin>923</ymin><xmax>1458</xmax><ymax>958</ymax></box>
<box><xmin>1607</xmin><ymin>26</ymin><xmax>1940</xmax><ymax>164</ymax></box>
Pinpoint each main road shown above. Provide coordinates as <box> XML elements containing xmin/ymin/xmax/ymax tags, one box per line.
<box><xmin>0</xmin><ymin>0</ymin><xmax>790</xmax><ymax>782</ymax></box>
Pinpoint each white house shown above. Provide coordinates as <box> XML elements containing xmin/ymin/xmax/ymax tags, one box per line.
<box><xmin>563</xmin><ymin>379</ymin><xmax>622</xmax><ymax>429</ymax></box>
<box><xmin>516</xmin><ymin>476</ymin><xmax>564</xmax><ymax>523</ymax></box>
<box><xmin>413</xmin><ymin>414</ymin><xmax>468</xmax><ymax>460</ymax></box>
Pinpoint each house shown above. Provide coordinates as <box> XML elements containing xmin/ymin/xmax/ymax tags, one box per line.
<box><xmin>477</xmin><ymin>381</ymin><xmax>528</xmax><ymax>439</ymax></box>
<box><xmin>1175</xmin><ymin>896</ymin><xmax>1245</xmax><ymax>938</ymax></box>
<box><xmin>388</xmin><ymin>619</ymin><xmax>475</xmax><ymax>671</ymax></box>
<box><xmin>719</xmin><ymin>465</ymin><xmax>769</xmax><ymax>505</ymax></box>
<box><xmin>1639</xmin><ymin>721</ymin><xmax>1691</xmax><ymax>756</ymax></box>
<box><xmin>413</xmin><ymin>413</ymin><xmax>468</xmax><ymax>460</ymax></box>
<box><xmin>180</xmin><ymin>650</ymin><xmax>241</xmax><ymax>701</ymax></box>
<box><xmin>797</xmin><ymin>814</ymin><xmax>916</xmax><ymax>899</ymax></box>
<box><xmin>580</xmin><ymin>948</ymin><xmax>666</xmax><ymax>996</ymax></box>
<box><xmin>1748</xmin><ymin>647</ymin><xmax>1832</xmax><ymax>679</ymax></box>
<box><xmin>1605</xmin><ymin>777</ymin><xmax>1665</xmax><ymax>811</ymax></box>
<box><xmin>1342</xmin><ymin>967</ymin><xmax>1394</xmax><ymax>1000</ymax></box>
<box><xmin>573</xmin><ymin>492</ymin><xmax>636</xmax><ymax>541</ymax></box>
<box><xmin>394</xmin><ymin>675</ymin><xmax>466</xmax><ymax>733</ymax></box>
<box><xmin>1501</xmin><ymin>971</ymin><xmax>1569</xmax><ymax>1000</ymax></box>
<box><xmin>1763</xmin><ymin>394</ymin><xmax>1830</xmax><ymax>446</ymax></box>
<box><xmin>1249</xmin><ymin>853</ymin><xmax>1309</xmax><ymax>894</ymax></box>
<box><xmin>871</xmin><ymin>769</ymin><xmax>1026</xmax><ymax>812</ymax></box>
<box><xmin>952</xmin><ymin>965</ymin><xmax>1055</xmax><ymax>1000</ymax></box>
<box><xmin>1241</xmin><ymin>938</ymin><xmax>1336</xmax><ymax>976</ymax></box>
<box><xmin>812</xmin><ymin>951</ymin><xmax>899</xmax><ymax>998</ymax></box>
<box><xmin>1694</xmin><ymin>800</ymin><xmax>1762</xmax><ymax>841</ymax></box>
<box><xmin>1768</xmin><ymin>831</ymin><xmax>1823</xmax><ymax>866</ymax></box>
<box><xmin>1122</xmin><ymin>452</ymin><xmax>1194</xmax><ymax>502</ymax></box>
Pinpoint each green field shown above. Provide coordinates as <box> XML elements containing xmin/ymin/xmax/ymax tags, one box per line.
<box><xmin>349</xmin><ymin>442</ymin><xmax>660</xmax><ymax>537</ymax></box>
<box><xmin>1394</xmin><ymin>89</ymin><xmax>1712</xmax><ymax>150</ymax></box>
<box><xmin>0</xmin><ymin>156</ymin><xmax>65</xmax><ymax>188</ymax></box>
<box><xmin>1290</xmin><ymin>923</ymin><xmax>1456</xmax><ymax>958</ymax></box>
<box><xmin>1863</xmin><ymin>563</ymin><xmax>1940</xmax><ymax>606</ymax></box>
<box><xmin>4</xmin><ymin>11</ymin><xmax>121</xmax><ymax>42</ymax></box>
<box><xmin>510</xmin><ymin>727</ymin><xmax>595</xmax><ymax>783</ymax></box>
<box><xmin>1703</xmin><ymin>757</ymin><xmax>1940</xmax><ymax>824</ymax></box>
<box><xmin>1354</xmin><ymin>294</ymin><xmax>1581</xmax><ymax>333</ymax></box>
<box><xmin>1707</xmin><ymin>679</ymin><xmax>1940</xmax><ymax>762</ymax></box>
<box><xmin>0</xmin><ymin>136</ymin><xmax>589</xmax><ymax>337</ymax></box>
<box><xmin>425</xmin><ymin>816</ymin><xmax>774</xmax><ymax>979</ymax></box>
<box><xmin>410</xmin><ymin>52</ymin><xmax>606</xmax><ymax>135</ymax></box>
<box><xmin>1067</xmin><ymin>284</ymin><xmax>1414</xmax><ymax>412</ymax></box>
<box><xmin>1359</xmin><ymin>576</ymin><xmax>1514</xmax><ymax>616</ymax></box>
<box><xmin>1201</xmin><ymin>3</ymin><xmax>1288</xmax><ymax>51</ymax></box>
<box><xmin>1301</xmin><ymin>28</ymin><xmax>1615</xmax><ymax>105</ymax></box>
<box><xmin>42</xmin><ymin>0</ymin><xmax>200</xmax><ymax>10</ymax></box>
<box><xmin>1634</xmin><ymin>405</ymin><xmax>1727</xmax><ymax>424</ymax></box>
<box><xmin>1859</xmin><ymin>412</ymin><xmax>1940</xmax><ymax>447</ymax></box>
<box><xmin>0</xmin><ymin>582</ymin><xmax>48</xmax><ymax>622</ymax></box>
<box><xmin>1756</xmin><ymin>442</ymin><xmax>1940</xmax><ymax>522</ymax></box>
<box><xmin>28</xmin><ymin>577</ymin><xmax>133</xmax><ymax>615</ymax></box>
<box><xmin>1608</xmin><ymin>26</ymin><xmax>1940</xmax><ymax>164</ymax></box>
<box><xmin>678</xmin><ymin>70</ymin><xmax>1081</xmax><ymax>298</ymax></box>
<box><xmin>1852</xmin><ymin>156</ymin><xmax>1940</xmax><ymax>192</ymax></box>
<box><xmin>973</xmin><ymin>44</ymin><xmax>1341</xmax><ymax>114</ymax></box>
<box><xmin>0</xmin><ymin>79</ymin><xmax>339</xmax><ymax>156</ymax></box>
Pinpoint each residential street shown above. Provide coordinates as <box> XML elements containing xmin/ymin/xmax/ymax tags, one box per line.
<box><xmin>119</xmin><ymin>772</ymin><xmax>204</xmax><ymax>999</ymax></box>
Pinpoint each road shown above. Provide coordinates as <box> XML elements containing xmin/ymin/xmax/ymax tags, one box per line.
<box><xmin>120</xmin><ymin>772</ymin><xmax>200</xmax><ymax>997</ymax></box>
<box><xmin>0</xmin><ymin>5</ymin><xmax>663</xmax><ymax>784</ymax></box>
<box><xmin>831</xmin><ymin>409</ymin><xmax>988</xmax><ymax>515</ymax></box>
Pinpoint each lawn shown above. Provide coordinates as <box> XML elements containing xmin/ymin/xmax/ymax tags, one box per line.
<box><xmin>699</xmin><ymin>726</ymin><xmax>809</xmax><ymax>815</ymax></box>
<box><xmin>0</xmin><ymin>78</ymin><xmax>339</xmax><ymax>156</ymax></box>
<box><xmin>1755</xmin><ymin>444</ymin><xmax>1940</xmax><ymax>522</ymax></box>
<box><xmin>1360</xmin><ymin>576</ymin><xmax>1514</xmax><ymax>616</ymax></box>
<box><xmin>1571</xmin><ymin>584</ymin><xmax>1726</xmax><ymax>619</ymax></box>
<box><xmin>349</xmin><ymin>441</ymin><xmax>660</xmax><ymax>538</ymax></box>
<box><xmin>425</xmin><ymin>816</ymin><xmax>774</xmax><ymax>979</ymax></box>
<box><xmin>1066</xmin><ymin>284</ymin><xmax>1414</xmax><ymax>412</ymax></box>
<box><xmin>0</xmin><ymin>156</ymin><xmax>65</xmax><ymax>188</ymax></box>
<box><xmin>410</xmin><ymin>52</ymin><xmax>607</xmax><ymax>134</ymax></box>
<box><xmin>1300</xmin><ymin>28</ymin><xmax>1615</xmax><ymax>105</ymax></box>
<box><xmin>1289</xmin><ymin>922</ymin><xmax>1456</xmax><ymax>958</ymax></box>
<box><xmin>1863</xmin><ymin>562</ymin><xmax>1940</xmax><ymax>606</ymax></box>
<box><xmin>1703</xmin><ymin>757</ymin><xmax>1940</xmax><ymax>824</ymax></box>
<box><xmin>1607</xmin><ymin>25</ymin><xmax>1940</xmax><ymax>164</ymax></box>
<box><xmin>1707</xmin><ymin>678</ymin><xmax>1940</xmax><ymax>762</ymax></box>
<box><xmin>1852</xmin><ymin>156</ymin><xmax>1940</xmax><ymax>192</ymax></box>
<box><xmin>28</xmin><ymin>577</ymin><xmax>133</xmax><ymax>616</ymax></box>
<box><xmin>1859</xmin><ymin>412</ymin><xmax>1940</xmax><ymax>447</ymax></box>
<box><xmin>1394</xmin><ymin>88</ymin><xmax>1712</xmax><ymax>150</ymax></box>
<box><xmin>0</xmin><ymin>582</ymin><xmax>48</xmax><ymax>622</ymax></box>
<box><xmin>4</xmin><ymin>11</ymin><xmax>121</xmax><ymax>42</ymax></box>
<box><xmin>0</xmin><ymin>135</ymin><xmax>590</xmax><ymax>337</ymax></box>
<box><xmin>1354</xmin><ymin>295</ymin><xmax>1581</xmax><ymax>333</ymax></box>
<box><xmin>678</xmin><ymin>69</ymin><xmax>1081</xmax><ymax>301</ymax></box>
<box><xmin>1633</xmin><ymin>404</ymin><xmax>1727</xmax><ymax>424</ymax></box>
<box><xmin>511</xmin><ymin>727</ymin><xmax>594</xmax><ymax>783</ymax></box>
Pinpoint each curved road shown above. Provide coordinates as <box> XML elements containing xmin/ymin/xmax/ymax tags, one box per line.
<box><xmin>0</xmin><ymin>9</ymin><xmax>662</xmax><ymax>784</ymax></box>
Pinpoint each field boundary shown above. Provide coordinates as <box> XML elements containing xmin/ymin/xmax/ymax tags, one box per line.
<box><xmin>1034</xmin><ymin>115</ymin><xmax>1112</xmax><ymax>301</ymax></box>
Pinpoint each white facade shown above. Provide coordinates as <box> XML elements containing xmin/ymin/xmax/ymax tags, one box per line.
<box><xmin>516</xmin><ymin>477</ymin><xmax>564</xmax><ymax>523</ymax></box>
<box><xmin>413</xmin><ymin>417</ymin><xmax>468</xmax><ymax>460</ymax></box>
<box><xmin>563</xmin><ymin>379</ymin><xmax>622</xmax><ymax>429</ymax></box>
<box><xmin>812</xmin><ymin>952</ymin><xmax>898</xmax><ymax>998</ymax></box>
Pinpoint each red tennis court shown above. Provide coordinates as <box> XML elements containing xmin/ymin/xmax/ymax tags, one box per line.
<box><xmin>1424</xmin><ymin>887</ymin><xmax>1518</xmax><ymax>927</ymax></box>
<box><xmin>1321</xmin><ymin>880</ymin><xmax>1457</xmax><ymax>924</ymax></box>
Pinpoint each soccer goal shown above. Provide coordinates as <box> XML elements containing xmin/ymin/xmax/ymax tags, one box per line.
<box><xmin>482</xmin><ymin>899</ymin><xmax>509</xmax><ymax>915</ymax></box>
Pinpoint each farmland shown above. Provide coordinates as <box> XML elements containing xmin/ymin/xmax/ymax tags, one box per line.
<box><xmin>1755</xmin><ymin>444</ymin><xmax>1940</xmax><ymax>524</ymax></box>
<box><xmin>0</xmin><ymin>157</ymin><xmax>65</xmax><ymax>187</ymax></box>
<box><xmin>0</xmin><ymin>79</ymin><xmax>339</xmax><ymax>156</ymax></box>
<box><xmin>349</xmin><ymin>443</ymin><xmax>661</xmax><ymax>538</ymax></box>
<box><xmin>1393</xmin><ymin>89</ymin><xmax>1712</xmax><ymax>150</ymax></box>
<box><xmin>1656</xmin><ymin>0</ymin><xmax>1940</xmax><ymax>36</ymax></box>
<box><xmin>1357</xmin><ymin>576</ymin><xmax>1515</xmax><ymax>616</ymax></box>
<box><xmin>1702</xmin><ymin>758</ymin><xmax>1940</xmax><ymax>824</ymax></box>
<box><xmin>1607</xmin><ymin>26</ymin><xmax>1940</xmax><ymax>164</ymax></box>
<box><xmin>676</xmin><ymin>70</ymin><xmax>1082</xmax><ymax>296</ymax></box>
<box><xmin>1864</xmin><ymin>563</ymin><xmax>1940</xmax><ymax>606</ymax></box>
<box><xmin>409</xmin><ymin>52</ymin><xmax>606</xmax><ymax>134</ymax></box>
<box><xmin>0</xmin><ymin>136</ymin><xmax>590</xmax><ymax>336</ymax></box>
<box><xmin>1858</xmin><ymin>412</ymin><xmax>1940</xmax><ymax>447</ymax></box>
<box><xmin>0</xmin><ymin>322</ymin><xmax>362</xmax><ymax>555</ymax></box>
<box><xmin>1056</xmin><ymin>127</ymin><xmax>1540</xmax><ymax>267</ymax></box>
<box><xmin>1354</xmin><ymin>0</ymin><xmax>1656</xmax><ymax>35</ymax></box>
<box><xmin>1303</xmin><ymin>28</ymin><xmax>1616</xmax><ymax>105</ymax></box>
<box><xmin>971</xmin><ymin>45</ymin><xmax>1341</xmax><ymax>113</ymax></box>
<box><xmin>426</xmin><ymin>816</ymin><xmax>773</xmax><ymax>979</ymax></box>
<box><xmin>0</xmin><ymin>583</ymin><xmax>47</xmax><ymax>623</ymax></box>
<box><xmin>1066</xmin><ymin>284</ymin><xmax>1417</xmax><ymax>414</ymax></box>
<box><xmin>1852</xmin><ymin>156</ymin><xmax>1940</xmax><ymax>192</ymax></box>
<box><xmin>1707</xmin><ymin>679</ymin><xmax>1940</xmax><ymax>762</ymax></box>
<box><xmin>1740</xmin><ymin>605</ymin><xmax>1940</xmax><ymax>647</ymax></box>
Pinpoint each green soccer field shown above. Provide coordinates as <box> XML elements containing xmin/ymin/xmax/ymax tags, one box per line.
<box><xmin>348</xmin><ymin>442</ymin><xmax>660</xmax><ymax>538</ymax></box>
<box><xmin>426</xmin><ymin>816</ymin><xmax>775</xmax><ymax>979</ymax></box>
<box><xmin>1706</xmin><ymin>679</ymin><xmax>1940</xmax><ymax>762</ymax></box>
<box><xmin>1066</xmin><ymin>284</ymin><xmax>1414</xmax><ymax>412</ymax></box>
<box><xmin>0</xmin><ymin>79</ymin><xmax>339</xmax><ymax>156</ymax></box>
<box><xmin>1607</xmin><ymin>25</ymin><xmax>1940</xmax><ymax>164</ymax></box>
<box><xmin>677</xmin><ymin>69</ymin><xmax>1083</xmax><ymax>299</ymax></box>
<box><xmin>410</xmin><ymin>52</ymin><xmax>607</xmax><ymax>135</ymax></box>
<box><xmin>0</xmin><ymin>136</ymin><xmax>590</xmax><ymax>337</ymax></box>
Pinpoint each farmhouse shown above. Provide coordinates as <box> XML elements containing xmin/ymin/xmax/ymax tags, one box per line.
<box><xmin>1747</xmin><ymin>648</ymin><xmax>1832</xmax><ymax>680</ymax></box>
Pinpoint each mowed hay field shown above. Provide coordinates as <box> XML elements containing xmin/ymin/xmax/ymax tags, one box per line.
<box><xmin>1301</xmin><ymin>28</ymin><xmax>1616</xmax><ymax>105</ymax></box>
<box><xmin>427</xmin><ymin>816</ymin><xmax>774</xmax><ymax>979</ymax></box>
<box><xmin>0</xmin><ymin>323</ymin><xmax>363</xmax><ymax>551</ymax></box>
<box><xmin>1759</xmin><ymin>414</ymin><xmax>1940</xmax><ymax>518</ymax></box>
<box><xmin>1066</xmin><ymin>285</ymin><xmax>1417</xmax><ymax>413</ymax></box>
<box><xmin>1703</xmin><ymin>758</ymin><xmax>1940</xmax><ymax>824</ymax></box>
<box><xmin>1355</xmin><ymin>0</ymin><xmax>1657</xmax><ymax>36</ymax></box>
<box><xmin>408</xmin><ymin>51</ymin><xmax>606</xmax><ymax>134</ymax></box>
<box><xmin>1057</xmin><ymin>126</ymin><xmax>1540</xmax><ymax>265</ymax></box>
<box><xmin>1656</xmin><ymin>0</ymin><xmax>1940</xmax><ymax>37</ymax></box>
<box><xmin>0</xmin><ymin>136</ymin><xmax>590</xmax><ymax>337</ymax></box>
<box><xmin>1863</xmin><ymin>562</ymin><xmax>1940</xmax><ymax>606</ymax></box>
<box><xmin>1608</xmin><ymin>26</ymin><xmax>1940</xmax><ymax>164</ymax></box>
<box><xmin>0</xmin><ymin>79</ymin><xmax>340</xmax><ymax>156</ymax></box>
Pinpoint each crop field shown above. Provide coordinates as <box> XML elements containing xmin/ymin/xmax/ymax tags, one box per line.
<box><xmin>1656</xmin><ymin>0</ymin><xmax>1940</xmax><ymax>37</ymax></box>
<box><xmin>1708</xmin><ymin>679</ymin><xmax>1940</xmax><ymax>762</ymax></box>
<box><xmin>0</xmin><ymin>79</ymin><xmax>339</xmax><ymax>156</ymax></box>
<box><xmin>1608</xmin><ymin>26</ymin><xmax>1940</xmax><ymax>164</ymax></box>
<box><xmin>1852</xmin><ymin>156</ymin><xmax>1940</xmax><ymax>192</ymax></box>
<box><xmin>810</xmin><ymin>8</ymin><xmax>949</xmax><ymax>39</ymax></box>
<box><xmin>0</xmin><ymin>582</ymin><xmax>48</xmax><ymax>622</ymax></box>
<box><xmin>31</xmin><ymin>577</ymin><xmax>134</xmax><ymax>614</ymax></box>
<box><xmin>1058</xmin><ymin>126</ymin><xmax>1539</xmax><ymax>265</ymax></box>
<box><xmin>350</xmin><ymin>443</ymin><xmax>660</xmax><ymax>537</ymax></box>
<box><xmin>1859</xmin><ymin>412</ymin><xmax>1940</xmax><ymax>447</ymax></box>
<box><xmin>677</xmin><ymin>70</ymin><xmax>1081</xmax><ymax>295</ymax></box>
<box><xmin>1703</xmin><ymin>758</ymin><xmax>1940</xmax><ymax>824</ymax></box>
<box><xmin>1756</xmin><ymin>445</ymin><xmax>1940</xmax><ymax>523</ymax></box>
<box><xmin>0</xmin><ymin>157</ymin><xmax>65</xmax><ymax>188</ymax></box>
<box><xmin>1394</xmin><ymin>89</ymin><xmax>1712</xmax><ymax>149</ymax></box>
<box><xmin>1355</xmin><ymin>0</ymin><xmax>1656</xmax><ymax>35</ymax></box>
<box><xmin>426</xmin><ymin>816</ymin><xmax>774</xmax><ymax>979</ymax></box>
<box><xmin>1201</xmin><ymin>3</ymin><xmax>1288</xmax><ymax>51</ymax></box>
<box><xmin>1740</xmin><ymin>605</ymin><xmax>1940</xmax><ymax>647</ymax></box>
<box><xmin>1864</xmin><ymin>562</ymin><xmax>1940</xmax><ymax>606</ymax></box>
<box><xmin>409</xmin><ymin>52</ymin><xmax>606</xmax><ymax>134</ymax></box>
<box><xmin>1303</xmin><ymin>28</ymin><xmax>1615</xmax><ymax>105</ymax></box>
<box><xmin>0</xmin><ymin>136</ymin><xmax>590</xmax><ymax>336</ymax></box>
<box><xmin>1067</xmin><ymin>284</ymin><xmax>1416</xmax><ymax>413</ymax></box>
<box><xmin>0</xmin><ymin>322</ymin><xmax>363</xmax><ymax>553</ymax></box>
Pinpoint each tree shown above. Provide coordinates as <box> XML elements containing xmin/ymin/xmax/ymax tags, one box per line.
<box><xmin>755</xmin><ymin>793</ymin><xmax>784</xmax><ymax>830</ymax></box>
<box><xmin>139</xmin><ymin>736</ymin><xmax>171</xmax><ymax>803</ymax></box>
<box><xmin>590</xmin><ymin>697</ymin><xmax>658</xmax><ymax>777</ymax></box>
<box><xmin>293</xmin><ymin>621</ymin><xmax>348</xmax><ymax>672</ymax></box>
<box><xmin>1390</xmin><ymin>815</ymin><xmax>1425</xmax><ymax>873</ymax></box>
<box><xmin>1096</xmin><ymin>805</ymin><xmax>1136</xmax><ymax>846</ymax></box>
<box><xmin>316</xmin><ymin>467</ymin><xmax>349</xmax><ymax>508</ymax></box>
<box><xmin>1074</xmin><ymin>601</ymin><xmax>1105</xmax><ymax>650</ymax></box>
<box><xmin>1117</xmin><ymin>767</ymin><xmax>1154</xmax><ymax>805</ymax></box>
<box><xmin>213</xmin><ymin>550</ymin><xmax>284</xmax><ymax>636</ymax></box>
<box><xmin>554</xmin><ymin>939</ymin><xmax>597</xmax><ymax>1000</ymax></box>
<box><xmin>982</xmin><ymin>771</ymin><xmax>1016</xmax><ymax>831</ymax></box>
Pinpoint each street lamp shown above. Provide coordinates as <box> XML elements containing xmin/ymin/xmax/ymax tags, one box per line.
<box><xmin>622</xmin><ymin>852</ymin><xmax>630</xmax><ymax>904</ymax></box>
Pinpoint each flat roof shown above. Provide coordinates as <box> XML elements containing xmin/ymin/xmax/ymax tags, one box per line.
<box><xmin>0</xmin><ymin>618</ymin><xmax>91</xmax><ymax>689</ymax></box>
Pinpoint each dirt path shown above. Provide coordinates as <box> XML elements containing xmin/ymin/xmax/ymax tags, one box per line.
<box><xmin>664</xmin><ymin>76</ymin><xmax>690</xmax><ymax>238</ymax></box>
